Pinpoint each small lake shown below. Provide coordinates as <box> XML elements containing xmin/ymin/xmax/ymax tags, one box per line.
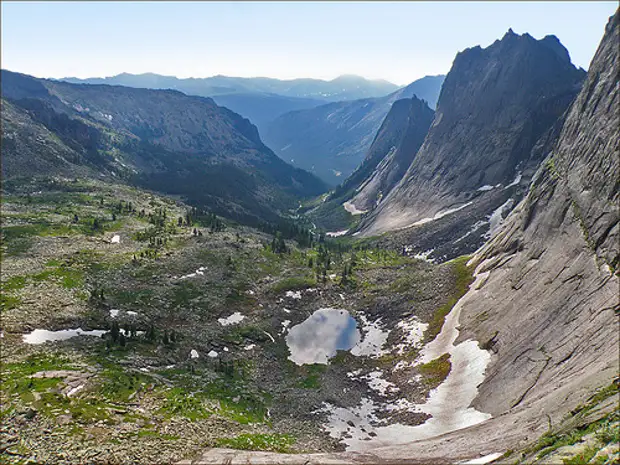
<box><xmin>286</xmin><ymin>308</ymin><xmax>361</xmax><ymax>365</ymax></box>
<box><xmin>23</xmin><ymin>328</ymin><xmax>107</xmax><ymax>344</ymax></box>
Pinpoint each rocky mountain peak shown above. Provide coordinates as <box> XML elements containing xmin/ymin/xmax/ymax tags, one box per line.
<box><xmin>540</xmin><ymin>34</ymin><xmax>572</xmax><ymax>63</ymax></box>
<box><xmin>358</xmin><ymin>27</ymin><xmax>586</xmax><ymax>243</ymax></box>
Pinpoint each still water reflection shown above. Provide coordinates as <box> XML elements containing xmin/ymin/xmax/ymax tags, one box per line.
<box><xmin>286</xmin><ymin>308</ymin><xmax>361</xmax><ymax>365</ymax></box>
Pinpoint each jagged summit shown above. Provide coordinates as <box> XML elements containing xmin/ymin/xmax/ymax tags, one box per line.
<box><xmin>472</xmin><ymin>28</ymin><xmax>575</xmax><ymax>70</ymax></box>
<box><xmin>357</xmin><ymin>25</ymin><xmax>585</xmax><ymax>249</ymax></box>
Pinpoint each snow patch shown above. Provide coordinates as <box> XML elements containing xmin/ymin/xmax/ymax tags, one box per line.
<box><xmin>110</xmin><ymin>234</ymin><xmax>121</xmax><ymax>244</ymax></box>
<box><xmin>350</xmin><ymin>313</ymin><xmax>390</xmax><ymax>357</ymax></box>
<box><xmin>460</xmin><ymin>453</ymin><xmax>505</xmax><ymax>464</ymax></box>
<box><xmin>207</xmin><ymin>350</ymin><xmax>218</xmax><ymax>358</ymax></box>
<box><xmin>67</xmin><ymin>384</ymin><xmax>84</xmax><ymax>397</ymax></box>
<box><xmin>218</xmin><ymin>312</ymin><xmax>245</xmax><ymax>326</ymax></box>
<box><xmin>320</xmin><ymin>396</ymin><xmax>422</xmax><ymax>450</ymax></box>
<box><xmin>477</xmin><ymin>185</ymin><xmax>494</xmax><ymax>192</ymax></box>
<box><xmin>176</xmin><ymin>266</ymin><xmax>207</xmax><ymax>280</ymax></box>
<box><xmin>326</xmin><ymin>229</ymin><xmax>349</xmax><ymax>237</ymax></box>
<box><xmin>394</xmin><ymin>317</ymin><xmax>428</xmax><ymax>355</ymax></box>
<box><xmin>262</xmin><ymin>331</ymin><xmax>276</xmax><ymax>343</ymax></box>
<box><xmin>109</xmin><ymin>309</ymin><xmax>137</xmax><ymax>318</ymax></box>
<box><xmin>358</xmin><ymin>370</ymin><xmax>399</xmax><ymax>396</ymax></box>
<box><xmin>343</xmin><ymin>201</ymin><xmax>368</xmax><ymax>215</ymax></box>
<box><xmin>286</xmin><ymin>290</ymin><xmax>302</xmax><ymax>299</ymax></box>
<box><xmin>504</xmin><ymin>171</ymin><xmax>522</xmax><ymax>189</ymax></box>
<box><xmin>406</xmin><ymin>202</ymin><xmax>474</xmax><ymax>229</ymax></box>
<box><xmin>413</xmin><ymin>248</ymin><xmax>435</xmax><ymax>263</ymax></box>
<box><xmin>487</xmin><ymin>198</ymin><xmax>514</xmax><ymax>238</ymax></box>
<box><xmin>190</xmin><ymin>349</ymin><xmax>199</xmax><ymax>359</ymax></box>
<box><xmin>454</xmin><ymin>220</ymin><xmax>489</xmax><ymax>244</ymax></box>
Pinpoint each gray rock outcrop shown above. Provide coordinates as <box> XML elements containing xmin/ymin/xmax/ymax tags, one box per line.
<box><xmin>459</xmin><ymin>6</ymin><xmax>618</xmax><ymax>427</ymax></box>
<box><xmin>338</xmin><ymin>97</ymin><xmax>435</xmax><ymax>213</ymax></box>
<box><xmin>359</xmin><ymin>29</ymin><xmax>586</xmax><ymax>238</ymax></box>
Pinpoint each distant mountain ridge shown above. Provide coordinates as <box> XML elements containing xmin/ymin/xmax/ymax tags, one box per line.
<box><xmin>59</xmin><ymin>72</ymin><xmax>403</xmax><ymax>150</ymax></box>
<box><xmin>263</xmin><ymin>75</ymin><xmax>446</xmax><ymax>185</ymax></box>
<box><xmin>1</xmin><ymin>70</ymin><xmax>327</xmax><ymax>225</ymax></box>
<box><xmin>60</xmin><ymin>72</ymin><xmax>400</xmax><ymax>102</ymax></box>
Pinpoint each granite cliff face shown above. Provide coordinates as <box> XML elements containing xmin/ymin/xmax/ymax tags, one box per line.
<box><xmin>1</xmin><ymin>70</ymin><xmax>327</xmax><ymax>224</ymax></box>
<box><xmin>309</xmin><ymin>96</ymin><xmax>434</xmax><ymax>230</ymax></box>
<box><xmin>460</xmin><ymin>9</ymin><xmax>619</xmax><ymax>417</ymax></box>
<box><xmin>358</xmin><ymin>30</ymin><xmax>586</xmax><ymax>243</ymax></box>
<box><xmin>341</xmin><ymin>97</ymin><xmax>435</xmax><ymax>213</ymax></box>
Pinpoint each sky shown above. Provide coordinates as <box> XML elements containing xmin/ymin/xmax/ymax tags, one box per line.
<box><xmin>1</xmin><ymin>1</ymin><xmax>617</xmax><ymax>85</ymax></box>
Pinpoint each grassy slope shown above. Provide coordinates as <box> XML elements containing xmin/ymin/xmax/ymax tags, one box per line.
<box><xmin>1</xmin><ymin>177</ymin><xmax>607</xmax><ymax>464</ymax></box>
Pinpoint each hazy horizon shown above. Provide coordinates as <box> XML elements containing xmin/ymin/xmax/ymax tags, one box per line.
<box><xmin>55</xmin><ymin>71</ymin><xmax>421</xmax><ymax>86</ymax></box>
<box><xmin>1</xmin><ymin>1</ymin><xmax>617</xmax><ymax>86</ymax></box>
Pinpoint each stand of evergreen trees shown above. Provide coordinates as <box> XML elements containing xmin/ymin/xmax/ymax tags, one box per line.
<box><xmin>179</xmin><ymin>206</ymin><xmax>225</xmax><ymax>232</ymax></box>
<box><xmin>258</xmin><ymin>218</ymin><xmax>315</xmax><ymax>249</ymax></box>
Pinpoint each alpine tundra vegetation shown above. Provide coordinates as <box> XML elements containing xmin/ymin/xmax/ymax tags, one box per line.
<box><xmin>0</xmin><ymin>3</ymin><xmax>618</xmax><ymax>465</ymax></box>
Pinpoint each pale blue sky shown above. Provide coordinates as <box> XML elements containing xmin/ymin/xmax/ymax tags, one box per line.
<box><xmin>1</xmin><ymin>1</ymin><xmax>617</xmax><ymax>85</ymax></box>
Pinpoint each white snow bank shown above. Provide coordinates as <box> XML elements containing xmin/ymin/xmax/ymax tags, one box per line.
<box><xmin>504</xmin><ymin>171</ymin><xmax>522</xmax><ymax>189</ymax></box>
<box><xmin>413</xmin><ymin>248</ymin><xmax>435</xmax><ymax>263</ymax></box>
<box><xmin>343</xmin><ymin>201</ymin><xmax>368</xmax><ymax>215</ymax></box>
<box><xmin>280</xmin><ymin>320</ymin><xmax>291</xmax><ymax>335</ymax></box>
<box><xmin>285</xmin><ymin>290</ymin><xmax>302</xmax><ymax>299</ymax></box>
<box><xmin>394</xmin><ymin>317</ymin><xmax>428</xmax><ymax>355</ymax></box>
<box><xmin>67</xmin><ymin>384</ymin><xmax>84</xmax><ymax>397</ymax></box>
<box><xmin>350</xmin><ymin>313</ymin><xmax>390</xmax><ymax>357</ymax></box>
<box><xmin>454</xmin><ymin>220</ymin><xmax>489</xmax><ymax>244</ymax></box>
<box><xmin>176</xmin><ymin>266</ymin><xmax>207</xmax><ymax>280</ymax></box>
<box><xmin>218</xmin><ymin>312</ymin><xmax>245</xmax><ymax>326</ymax></box>
<box><xmin>460</xmin><ymin>452</ymin><xmax>505</xmax><ymax>464</ymax></box>
<box><xmin>326</xmin><ymin>229</ymin><xmax>350</xmax><ymax>237</ymax></box>
<box><xmin>109</xmin><ymin>309</ymin><xmax>137</xmax><ymax>318</ymax></box>
<box><xmin>487</xmin><ymin>198</ymin><xmax>514</xmax><ymax>238</ymax></box>
<box><xmin>406</xmin><ymin>202</ymin><xmax>474</xmax><ymax>229</ymax></box>
<box><xmin>358</xmin><ymin>370</ymin><xmax>399</xmax><ymax>396</ymax></box>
